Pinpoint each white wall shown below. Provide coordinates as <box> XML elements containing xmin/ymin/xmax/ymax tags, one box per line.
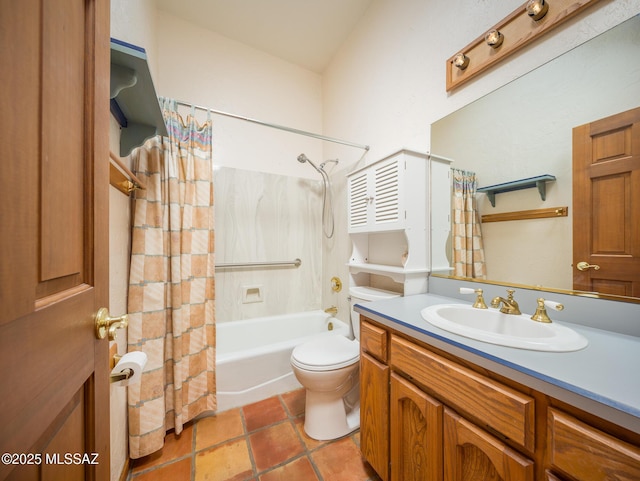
<box><xmin>109</xmin><ymin>1</ymin><xmax>157</xmax><ymax>479</ymax></box>
<box><xmin>154</xmin><ymin>10</ymin><xmax>325</xmax><ymax>180</ymax></box>
<box><xmin>321</xmin><ymin>0</ymin><xmax>640</xmax><ymax>319</ymax></box>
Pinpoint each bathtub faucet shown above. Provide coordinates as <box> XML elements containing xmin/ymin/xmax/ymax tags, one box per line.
<box><xmin>324</xmin><ymin>306</ymin><xmax>338</xmax><ymax>316</ymax></box>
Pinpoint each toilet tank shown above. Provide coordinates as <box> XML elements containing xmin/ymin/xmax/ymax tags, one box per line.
<box><xmin>349</xmin><ymin>286</ymin><xmax>401</xmax><ymax>340</ymax></box>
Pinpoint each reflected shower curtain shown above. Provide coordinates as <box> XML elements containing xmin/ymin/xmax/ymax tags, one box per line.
<box><xmin>452</xmin><ymin>168</ymin><xmax>486</xmax><ymax>278</ymax></box>
<box><xmin>127</xmin><ymin>99</ymin><xmax>216</xmax><ymax>458</ymax></box>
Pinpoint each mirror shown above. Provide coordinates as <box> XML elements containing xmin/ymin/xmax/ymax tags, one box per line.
<box><xmin>431</xmin><ymin>15</ymin><xmax>640</xmax><ymax>302</ymax></box>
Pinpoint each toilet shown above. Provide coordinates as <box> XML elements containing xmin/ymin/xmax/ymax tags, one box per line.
<box><xmin>290</xmin><ymin>286</ymin><xmax>400</xmax><ymax>440</ymax></box>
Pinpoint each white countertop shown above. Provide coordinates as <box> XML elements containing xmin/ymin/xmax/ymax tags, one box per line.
<box><xmin>355</xmin><ymin>293</ymin><xmax>640</xmax><ymax>434</ymax></box>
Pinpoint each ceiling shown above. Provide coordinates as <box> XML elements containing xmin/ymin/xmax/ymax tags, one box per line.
<box><xmin>154</xmin><ymin>0</ymin><xmax>375</xmax><ymax>73</ymax></box>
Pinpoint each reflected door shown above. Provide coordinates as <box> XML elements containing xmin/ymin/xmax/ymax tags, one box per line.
<box><xmin>0</xmin><ymin>0</ymin><xmax>110</xmax><ymax>479</ymax></box>
<box><xmin>572</xmin><ymin>106</ymin><xmax>640</xmax><ymax>297</ymax></box>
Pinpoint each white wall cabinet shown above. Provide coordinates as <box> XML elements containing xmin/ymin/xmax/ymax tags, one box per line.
<box><xmin>347</xmin><ymin>149</ymin><xmax>451</xmax><ymax>295</ymax></box>
<box><xmin>348</xmin><ymin>154</ymin><xmax>405</xmax><ymax>233</ymax></box>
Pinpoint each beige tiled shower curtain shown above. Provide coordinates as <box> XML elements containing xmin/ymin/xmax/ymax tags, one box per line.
<box><xmin>452</xmin><ymin>168</ymin><xmax>486</xmax><ymax>279</ymax></box>
<box><xmin>127</xmin><ymin>100</ymin><xmax>216</xmax><ymax>458</ymax></box>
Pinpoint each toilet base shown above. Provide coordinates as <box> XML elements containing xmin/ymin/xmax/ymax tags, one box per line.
<box><xmin>303</xmin><ymin>386</ymin><xmax>360</xmax><ymax>441</ymax></box>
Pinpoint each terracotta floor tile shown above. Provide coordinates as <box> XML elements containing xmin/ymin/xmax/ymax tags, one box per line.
<box><xmin>249</xmin><ymin>421</ymin><xmax>304</xmax><ymax>472</ymax></box>
<box><xmin>195</xmin><ymin>439</ymin><xmax>254</xmax><ymax>481</ymax></box>
<box><xmin>293</xmin><ymin>417</ymin><xmax>328</xmax><ymax>451</ymax></box>
<box><xmin>243</xmin><ymin>396</ymin><xmax>287</xmax><ymax>432</ymax></box>
<box><xmin>196</xmin><ymin>409</ymin><xmax>245</xmax><ymax>450</ymax></box>
<box><xmin>127</xmin><ymin>393</ymin><xmax>374</xmax><ymax>481</ymax></box>
<box><xmin>312</xmin><ymin>437</ymin><xmax>380</xmax><ymax>481</ymax></box>
<box><xmin>132</xmin><ymin>458</ymin><xmax>192</xmax><ymax>481</ymax></box>
<box><xmin>132</xmin><ymin>424</ymin><xmax>194</xmax><ymax>472</ymax></box>
<box><xmin>281</xmin><ymin>389</ymin><xmax>305</xmax><ymax>417</ymax></box>
<box><xmin>258</xmin><ymin>456</ymin><xmax>319</xmax><ymax>481</ymax></box>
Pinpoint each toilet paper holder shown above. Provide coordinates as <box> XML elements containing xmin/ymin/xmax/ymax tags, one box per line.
<box><xmin>110</xmin><ymin>354</ymin><xmax>132</xmax><ymax>383</ymax></box>
<box><xmin>110</xmin><ymin>368</ymin><xmax>134</xmax><ymax>383</ymax></box>
<box><xmin>110</xmin><ymin>351</ymin><xmax>148</xmax><ymax>386</ymax></box>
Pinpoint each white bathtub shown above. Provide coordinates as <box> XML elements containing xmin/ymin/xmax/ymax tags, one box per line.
<box><xmin>216</xmin><ymin>310</ymin><xmax>351</xmax><ymax>411</ymax></box>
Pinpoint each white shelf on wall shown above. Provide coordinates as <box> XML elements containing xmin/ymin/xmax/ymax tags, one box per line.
<box><xmin>347</xmin><ymin>262</ymin><xmax>430</xmax><ymax>281</ymax></box>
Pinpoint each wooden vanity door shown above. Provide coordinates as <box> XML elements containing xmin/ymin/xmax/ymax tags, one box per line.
<box><xmin>443</xmin><ymin>408</ymin><xmax>534</xmax><ymax>481</ymax></box>
<box><xmin>572</xmin><ymin>106</ymin><xmax>640</xmax><ymax>297</ymax></box>
<box><xmin>390</xmin><ymin>374</ymin><xmax>443</xmax><ymax>481</ymax></box>
<box><xmin>0</xmin><ymin>0</ymin><xmax>110</xmax><ymax>480</ymax></box>
<box><xmin>360</xmin><ymin>352</ymin><xmax>390</xmax><ymax>481</ymax></box>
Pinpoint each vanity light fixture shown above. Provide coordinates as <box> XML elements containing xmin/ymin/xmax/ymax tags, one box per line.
<box><xmin>526</xmin><ymin>0</ymin><xmax>549</xmax><ymax>21</ymax></box>
<box><xmin>485</xmin><ymin>29</ymin><xmax>504</xmax><ymax>48</ymax></box>
<box><xmin>452</xmin><ymin>52</ymin><xmax>470</xmax><ymax>70</ymax></box>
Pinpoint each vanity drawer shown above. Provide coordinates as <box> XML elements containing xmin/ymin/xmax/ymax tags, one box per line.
<box><xmin>390</xmin><ymin>334</ymin><xmax>535</xmax><ymax>451</ymax></box>
<box><xmin>547</xmin><ymin>408</ymin><xmax>640</xmax><ymax>480</ymax></box>
<box><xmin>360</xmin><ymin>319</ymin><xmax>388</xmax><ymax>362</ymax></box>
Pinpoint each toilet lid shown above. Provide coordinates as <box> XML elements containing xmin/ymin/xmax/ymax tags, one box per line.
<box><xmin>291</xmin><ymin>336</ymin><xmax>359</xmax><ymax>371</ymax></box>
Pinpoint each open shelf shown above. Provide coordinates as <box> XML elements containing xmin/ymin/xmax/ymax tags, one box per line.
<box><xmin>347</xmin><ymin>262</ymin><xmax>430</xmax><ymax>284</ymax></box>
<box><xmin>478</xmin><ymin>174</ymin><xmax>556</xmax><ymax>207</ymax></box>
<box><xmin>110</xmin><ymin>38</ymin><xmax>167</xmax><ymax>156</ymax></box>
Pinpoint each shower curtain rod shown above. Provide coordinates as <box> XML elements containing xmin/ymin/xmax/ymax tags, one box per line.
<box><xmin>174</xmin><ymin>99</ymin><xmax>370</xmax><ymax>151</ymax></box>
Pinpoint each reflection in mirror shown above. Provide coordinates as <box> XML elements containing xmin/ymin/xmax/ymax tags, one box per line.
<box><xmin>431</xmin><ymin>15</ymin><xmax>640</xmax><ymax>302</ymax></box>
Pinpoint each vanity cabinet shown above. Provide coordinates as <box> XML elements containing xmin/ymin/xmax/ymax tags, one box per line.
<box><xmin>359</xmin><ymin>316</ymin><xmax>640</xmax><ymax>481</ymax></box>
<box><xmin>360</xmin><ymin>320</ymin><xmax>390</xmax><ymax>480</ymax></box>
<box><xmin>390</xmin><ymin>373</ymin><xmax>442</xmax><ymax>481</ymax></box>
<box><xmin>546</xmin><ymin>408</ymin><xmax>640</xmax><ymax>481</ymax></box>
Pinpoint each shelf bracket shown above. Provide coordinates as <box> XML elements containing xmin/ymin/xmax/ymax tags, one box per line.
<box><xmin>536</xmin><ymin>179</ymin><xmax>548</xmax><ymax>201</ymax></box>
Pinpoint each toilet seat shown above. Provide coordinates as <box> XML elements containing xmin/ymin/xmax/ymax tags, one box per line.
<box><xmin>291</xmin><ymin>336</ymin><xmax>359</xmax><ymax>371</ymax></box>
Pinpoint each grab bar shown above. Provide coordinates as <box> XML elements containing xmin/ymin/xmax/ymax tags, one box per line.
<box><xmin>215</xmin><ymin>258</ymin><xmax>302</xmax><ymax>269</ymax></box>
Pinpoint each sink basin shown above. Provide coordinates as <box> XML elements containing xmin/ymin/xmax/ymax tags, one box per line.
<box><xmin>420</xmin><ymin>304</ymin><xmax>588</xmax><ymax>352</ymax></box>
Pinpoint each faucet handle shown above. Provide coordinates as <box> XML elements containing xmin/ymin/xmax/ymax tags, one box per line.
<box><xmin>531</xmin><ymin>298</ymin><xmax>564</xmax><ymax>323</ymax></box>
<box><xmin>459</xmin><ymin>287</ymin><xmax>488</xmax><ymax>309</ymax></box>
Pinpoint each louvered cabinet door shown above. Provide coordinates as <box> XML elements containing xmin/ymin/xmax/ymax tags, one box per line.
<box><xmin>373</xmin><ymin>157</ymin><xmax>402</xmax><ymax>229</ymax></box>
<box><xmin>348</xmin><ymin>170</ymin><xmax>370</xmax><ymax>232</ymax></box>
<box><xmin>347</xmin><ymin>157</ymin><xmax>404</xmax><ymax>233</ymax></box>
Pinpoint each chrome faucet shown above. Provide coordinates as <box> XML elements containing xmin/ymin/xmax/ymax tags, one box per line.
<box><xmin>491</xmin><ymin>289</ymin><xmax>521</xmax><ymax>315</ymax></box>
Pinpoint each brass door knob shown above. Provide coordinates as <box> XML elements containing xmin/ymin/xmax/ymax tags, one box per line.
<box><xmin>576</xmin><ymin>261</ymin><xmax>601</xmax><ymax>271</ymax></box>
<box><xmin>95</xmin><ymin>307</ymin><xmax>129</xmax><ymax>340</ymax></box>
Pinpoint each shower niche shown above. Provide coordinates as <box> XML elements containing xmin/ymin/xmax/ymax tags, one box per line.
<box><xmin>347</xmin><ymin>149</ymin><xmax>451</xmax><ymax>296</ymax></box>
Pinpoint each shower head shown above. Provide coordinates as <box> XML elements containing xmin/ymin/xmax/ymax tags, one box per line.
<box><xmin>297</xmin><ymin>153</ymin><xmax>321</xmax><ymax>173</ymax></box>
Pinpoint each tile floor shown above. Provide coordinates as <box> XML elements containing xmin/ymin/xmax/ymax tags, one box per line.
<box><xmin>128</xmin><ymin>388</ymin><xmax>382</xmax><ymax>481</ymax></box>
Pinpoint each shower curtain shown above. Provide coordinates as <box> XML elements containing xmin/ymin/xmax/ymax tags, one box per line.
<box><xmin>452</xmin><ymin>168</ymin><xmax>486</xmax><ymax>279</ymax></box>
<box><xmin>127</xmin><ymin>99</ymin><xmax>216</xmax><ymax>458</ymax></box>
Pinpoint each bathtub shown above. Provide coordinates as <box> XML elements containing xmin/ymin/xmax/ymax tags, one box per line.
<box><xmin>216</xmin><ymin>310</ymin><xmax>351</xmax><ymax>411</ymax></box>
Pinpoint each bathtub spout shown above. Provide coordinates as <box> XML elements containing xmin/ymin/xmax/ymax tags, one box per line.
<box><xmin>324</xmin><ymin>306</ymin><xmax>338</xmax><ymax>316</ymax></box>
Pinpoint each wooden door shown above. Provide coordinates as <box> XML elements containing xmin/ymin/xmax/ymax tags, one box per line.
<box><xmin>573</xmin><ymin>107</ymin><xmax>640</xmax><ymax>297</ymax></box>
<box><xmin>360</xmin><ymin>352</ymin><xmax>390</xmax><ymax>481</ymax></box>
<box><xmin>0</xmin><ymin>0</ymin><xmax>110</xmax><ymax>480</ymax></box>
<box><xmin>390</xmin><ymin>374</ymin><xmax>443</xmax><ymax>481</ymax></box>
<box><xmin>443</xmin><ymin>408</ymin><xmax>534</xmax><ymax>481</ymax></box>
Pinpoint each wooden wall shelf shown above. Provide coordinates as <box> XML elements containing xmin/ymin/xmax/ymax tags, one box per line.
<box><xmin>482</xmin><ymin>206</ymin><xmax>568</xmax><ymax>223</ymax></box>
<box><xmin>446</xmin><ymin>0</ymin><xmax>602</xmax><ymax>91</ymax></box>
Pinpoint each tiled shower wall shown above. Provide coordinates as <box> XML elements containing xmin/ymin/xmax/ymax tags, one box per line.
<box><xmin>214</xmin><ymin>167</ymin><xmax>323</xmax><ymax>322</ymax></box>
